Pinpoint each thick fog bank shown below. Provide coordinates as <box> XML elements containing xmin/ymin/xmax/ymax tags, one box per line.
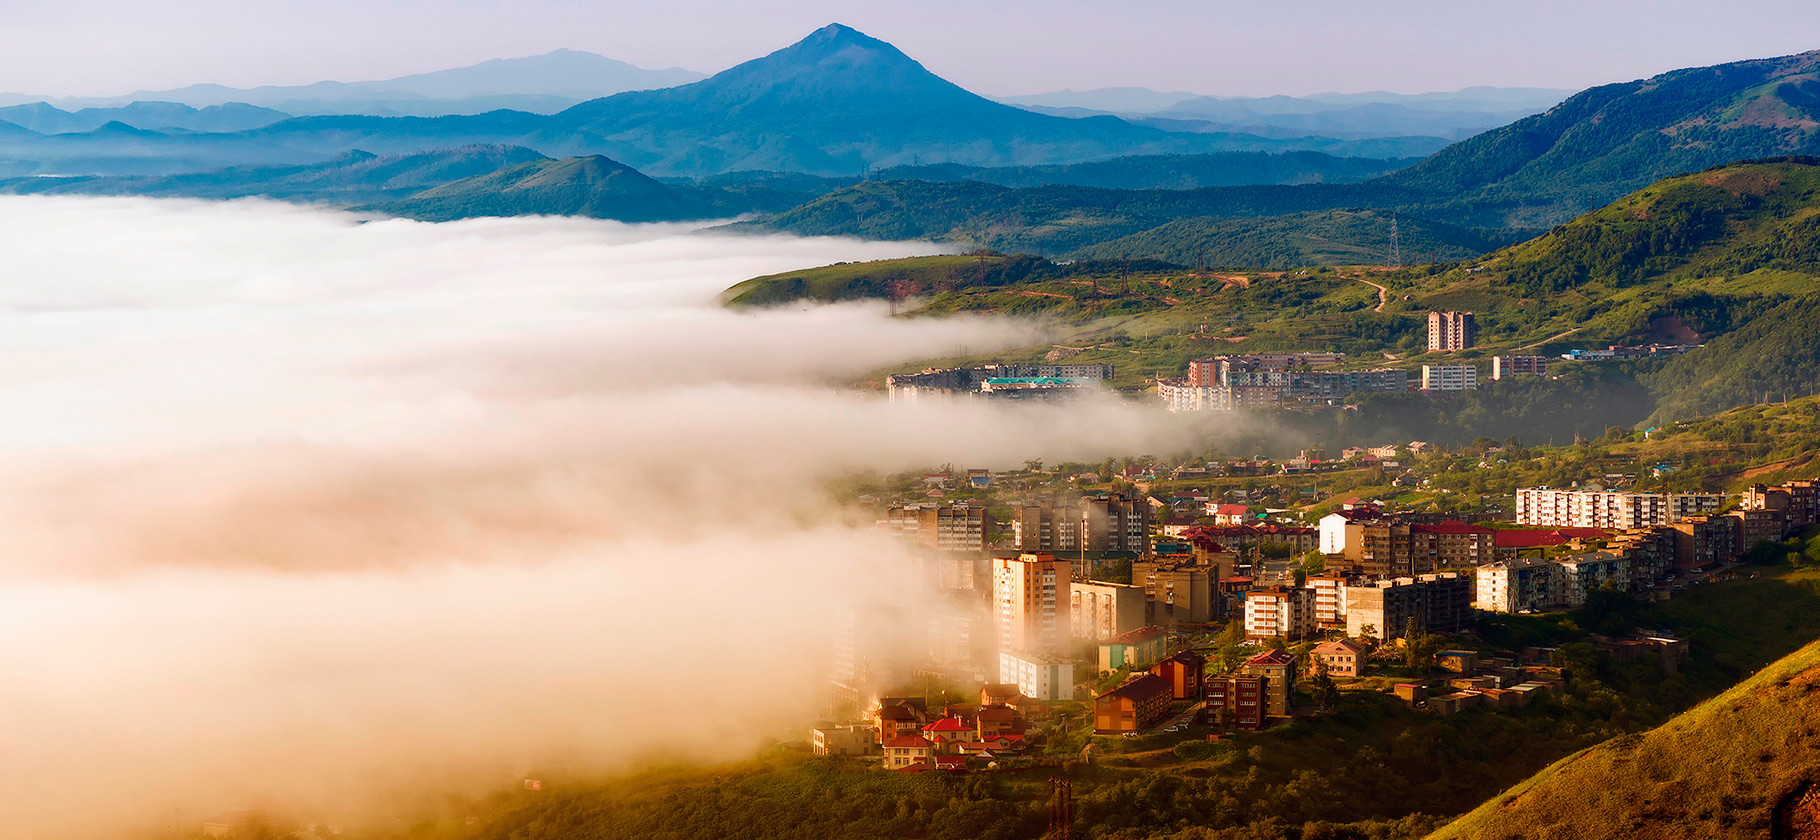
<box><xmin>0</xmin><ymin>197</ymin><xmax>1219</xmax><ymax>838</ymax></box>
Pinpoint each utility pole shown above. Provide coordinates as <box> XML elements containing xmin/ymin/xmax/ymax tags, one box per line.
<box><xmin>1387</xmin><ymin>214</ymin><xmax>1402</xmax><ymax>270</ymax></box>
<box><xmin>1048</xmin><ymin>778</ymin><xmax>1074</xmax><ymax>840</ymax></box>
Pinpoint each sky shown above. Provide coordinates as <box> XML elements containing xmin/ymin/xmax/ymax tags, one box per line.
<box><xmin>0</xmin><ymin>197</ymin><xmax>1252</xmax><ymax>839</ymax></box>
<box><xmin>3</xmin><ymin>0</ymin><xmax>1818</xmax><ymax>98</ymax></box>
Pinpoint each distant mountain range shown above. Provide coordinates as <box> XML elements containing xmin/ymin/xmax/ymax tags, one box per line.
<box><xmin>0</xmin><ymin>49</ymin><xmax>705</xmax><ymax>117</ymax></box>
<box><xmin>1002</xmin><ymin>86</ymin><xmax>1574</xmax><ymax>141</ymax></box>
<box><xmin>750</xmin><ymin>47</ymin><xmax>1820</xmax><ymax>249</ymax></box>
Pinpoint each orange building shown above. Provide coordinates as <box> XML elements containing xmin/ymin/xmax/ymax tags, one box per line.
<box><xmin>1093</xmin><ymin>673</ymin><xmax>1172</xmax><ymax>734</ymax></box>
<box><xmin>1149</xmin><ymin>651</ymin><xmax>1206</xmax><ymax>700</ymax></box>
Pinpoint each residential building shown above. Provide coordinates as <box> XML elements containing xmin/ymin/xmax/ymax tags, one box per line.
<box><xmin>1427</xmin><ymin>311</ymin><xmax>1476</xmax><ymax>351</ymax></box>
<box><xmin>1244</xmin><ymin>586</ymin><xmax>1315</xmax><ymax>641</ymax></box>
<box><xmin>887</xmin><ymin>363</ymin><xmax>1114</xmax><ymax>401</ymax></box>
<box><xmin>1342</xmin><ymin>573</ymin><xmax>1472</xmax><ymax>637</ymax></box>
<box><xmin>874</xmin><ymin>704</ymin><xmax>925</xmax><ymax>744</ymax></box>
<box><xmin>1083</xmin><ymin>494</ymin><xmax>1149</xmax><ymax>552</ymax></box>
<box><xmin>1130</xmin><ymin>561</ymin><xmax>1215</xmax><ymax>625</ymax></box>
<box><xmin>1013</xmin><ymin>501</ymin><xmax>1082</xmax><ymax>552</ymax></box>
<box><xmin>1188</xmin><ymin>523</ymin><xmax>1319</xmax><ymax>555</ymax></box>
<box><xmin>1668</xmin><ymin>514</ymin><xmax>1741</xmax><ymax>570</ymax></box>
<box><xmin>811</xmin><ymin>724</ymin><xmax>878</xmax><ymax>757</ymax></box>
<box><xmin>1421</xmin><ymin>363</ymin><xmax>1479</xmax><ymax>392</ymax></box>
<box><xmin>1491</xmin><ymin>354</ymin><xmax>1547</xmax><ymax>380</ymax></box>
<box><xmin>1210</xmin><ymin>503</ymin><xmax>1251</xmax><ymax>525</ymax></box>
<box><xmin>1206</xmin><ymin>673</ymin><xmax>1270</xmax><ymax>729</ymax></box>
<box><xmin>1239</xmin><ymin>649</ymin><xmax>1298</xmax><ymax>717</ymax></box>
<box><xmin>1742</xmin><ymin>481</ymin><xmax>1820</xmax><ymax>531</ymax></box>
<box><xmin>1311</xmin><ymin>638</ymin><xmax>1365</xmax><ymax>677</ymax></box>
<box><xmin>1727</xmin><ymin>507</ymin><xmax>1786</xmax><ymax>555</ymax></box>
<box><xmin>1556</xmin><ymin>551</ymin><xmax>1631</xmax><ymax>606</ymax></box>
<box><xmin>991</xmin><ymin>553</ymin><xmax>1071</xmax><ymax>656</ymax></box>
<box><xmin>1476</xmin><ymin>557</ymin><xmax>1563</xmax><ymax>613</ymax></box>
<box><xmin>1308</xmin><ymin>574</ymin><xmax>1351</xmax><ymax>631</ymax></box>
<box><xmin>1099</xmin><ymin>625</ymin><xmax>1168</xmax><ymax>672</ymax></box>
<box><xmin>881</xmin><ymin>735</ymin><xmax>936</xmax><ymax>769</ymax></box>
<box><xmin>998</xmin><ymin>651</ymin><xmax>1075</xmax><ymax>702</ymax></box>
<box><xmin>1415</xmin><ymin>521</ymin><xmax>1498</xmax><ymax>568</ymax></box>
<box><xmin>832</xmin><ymin>605</ymin><xmax>912</xmax><ymax>695</ymax></box>
<box><xmin>1092</xmin><ymin>673</ymin><xmax>1173</xmax><ymax>734</ymax></box>
<box><xmin>1071</xmin><ymin>580</ymin><xmax>1147</xmax><ymax>640</ymax></box>
<box><xmin>1318</xmin><ymin>504</ymin><xmax>1382</xmax><ymax>554</ymax></box>
<box><xmin>886</xmin><ymin>503</ymin><xmax>995</xmax><ymax>551</ymax></box>
<box><xmin>1609</xmin><ymin>527</ymin><xmax>1676</xmax><ymax>590</ymax></box>
<box><xmin>1150</xmin><ymin>651</ymin><xmax>1207</xmax><ymax>700</ymax></box>
<box><xmin>1515</xmin><ymin>488</ymin><xmax>1723</xmax><ymax>529</ymax></box>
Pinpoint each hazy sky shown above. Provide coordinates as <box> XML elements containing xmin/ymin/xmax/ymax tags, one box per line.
<box><xmin>5</xmin><ymin>0</ymin><xmax>1819</xmax><ymax>98</ymax></box>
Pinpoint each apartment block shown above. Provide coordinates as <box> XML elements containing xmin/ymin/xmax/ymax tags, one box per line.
<box><xmin>1240</xmin><ymin>649</ymin><xmax>1298</xmax><ymax>717</ymax></box>
<box><xmin>1340</xmin><ymin>573</ymin><xmax>1469</xmax><ymax>640</ymax></box>
<box><xmin>886</xmin><ymin>503</ymin><xmax>995</xmax><ymax>551</ymax></box>
<box><xmin>991</xmin><ymin>553</ymin><xmax>1071</xmax><ymax>656</ymax></box>
<box><xmin>1491</xmin><ymin>355</ymin><xmax>1547</xmax><ymax>380</ymax></box>
<box><xmin>1244</xmin><ymin>586</ymin><xmax>1315</xmax><ymax>641</ymax></box>
<box><xmin>1012</xmin><ymin>501</ymin><xmax>1082</xmax><ymax>552</ymax></box>
<box><xmin>1741</xmin><ymin>480</ymin><xmax>1820</xmax><ymax>530</ymax></box>
<box><xmin>1668</xmin><ymin>515</ymin><xmax>1741</xmax><ymax>570</ymax></box>
<box><xmin>1130</xmin><ymin>562</ymin><xmax>1215</xmax><ymax>625</ymax></box>
<box><xmin>1308</xmin><ymin>574</ymin><xmax>1350</xmax><ymax>631</ymax></box>
<box><xmin>1421</xmin><ymin>363</ymin><xmax>1479</xmax><ymax>392</ymax></box>
<box><xmin>1071</xmin><ymin>581</ymin><xmax>1147</xmax><ymax>641</ymax></box>
<box><xmin>1427</xmin><ymin>311</ymin><xmax>1476</xmax><ymax>351</ymax></box>
<box><xmin>1206</xmin><ymin>673</ymin><xmax>1270</xmax><ymax>730</ymax></box>
<box><xmin>1093</xmin><ymin>673</ymin><xmax>1172</xmax><ymax>734</ymax></box>
<box><xmin>998</xmin><ymin>650</ymin><xmax>1075</xmax><ymax>702</ymax></box>
<box><xmin>1475</xmin><ymin>557</ymin><xmax>1563</xmax><ymax>613</ymax></box>
<box><xmin>1150</xmin><ymin>651</ymin><xmax>1207</xmax><ymax>700</ymax></box>
<box><xmin>1515</xmin><ymin>488</ymin><xmax>1723</xmax><ymax>529</ymax></box>
<box><xmin>1083</xmin><ymin>494</ymin><xmax>1149</xmax><ymax>553</ymax></box>
<box><xmin>1099</xmin><ymin>625</ymin><xmax>1167</xmax><ymax>671</ymax></box>
<box><xmin>1557</xmin><ymin>551</ymin><xmax>1631</xmax><ymax>607</ymax></box>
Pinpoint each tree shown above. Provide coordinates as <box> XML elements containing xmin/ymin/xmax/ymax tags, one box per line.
<box><xmin>1309</xmin><ymin>658</ymin><xmax>1342</xmax><ymax>710</ymax></box>
<box><xmin>1023</xmin><ymin>458</ymin><xmax>1044</xmax><ymax>473</ymax></box>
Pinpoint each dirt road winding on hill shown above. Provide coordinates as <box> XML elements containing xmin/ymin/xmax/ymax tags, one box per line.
<box><xmin>1357</xmin><ymin>278</ymin><xmax>1388</xmax><ymax>312</ymax></box>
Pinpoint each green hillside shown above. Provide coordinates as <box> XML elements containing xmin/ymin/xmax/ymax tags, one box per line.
<box><xmin>1072</xmin><ymin>209</ymin><xmax>1518</xmax><ymax>268</ymax></box>
<box><xmin>1428</xmin><ymin>634</ymin><xmax>1820</xmax><ymax>840</ymax></box>
<box><xmin>726</xmin><ymin>159</ymin><xmax>1820</xmax><ymax>435</ymax></box>
<box><xmin>361</xmin><ymin>154</ymin><xmax>807</xmax><ymax>222</ymax></box>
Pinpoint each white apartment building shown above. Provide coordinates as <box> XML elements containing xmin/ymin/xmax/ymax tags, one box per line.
<box><xmin>1421</xmin><ymin>364</ymin><xmax>1479</xmax><ymax>392</ymax></box>
<box><xmin>998</xmin><ymin>650</ymin><xmax>1075</xmax><ymax>701</ymax></box>
<box><xmin>1491</xmin><ymin>355</ymin><xmax>1548</xmax><ymax>380</ymax></box>
<box><xmin>1243</xmin><ymin>586</ymin><xmax>1315</xmax><ymax>641</ymax></box>
<box><xmin>1515</xmin><ymin>488</ymin><xmax>1723</xmax><ymax>529</ymax></box>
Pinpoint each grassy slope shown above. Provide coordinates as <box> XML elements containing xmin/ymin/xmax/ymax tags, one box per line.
<box><xmin>1430</xmin><ymin>614</ymin><xmax>1820</xmax><ymax>839</ymax></box>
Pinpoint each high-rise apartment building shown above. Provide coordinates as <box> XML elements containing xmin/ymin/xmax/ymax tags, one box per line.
<box><xmin>1427</xmin><ymin>311</ymin><xmax>1476</xmax><ymax>351</ymax></box>
<box><xmin>1082</xmin><ymin>494</ymin><xmax>1148</xmax><ymax>552</ymax></box>
<box><xmin>1012</xmin><ymin>501</ymin><xmax>1082</xmax><ymax>552</ymax></box>
<box><xmin>991</xmin><ymin>553</ymin><xmax>1071</xmax><ymax>657</ymax></box>
<box><xmin>1070</xmin><ymin>580</ymin><xmax>1147</xmax><ymax>640</ymax></box>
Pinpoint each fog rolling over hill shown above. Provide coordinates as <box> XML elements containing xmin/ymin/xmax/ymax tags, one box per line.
<box><xmin>0</xmin><ymin>49</ymin><xmax>706</xmax><ymax>117</ymax></box>
<box><xmin>0</xmin><ymin>195</ymin><xmax>1245</xmax><ymax>839</ymax></box>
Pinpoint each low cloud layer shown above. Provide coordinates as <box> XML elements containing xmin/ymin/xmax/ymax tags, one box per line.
<box><xmin>0</xmin><ymin>197</ymin><xmax>1219</xmax><ymax>838</ymax></box>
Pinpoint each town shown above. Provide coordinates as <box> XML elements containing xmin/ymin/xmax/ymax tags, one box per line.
<box><xmin>812</xmin><ymin>422</ymin><xmax>1815</xmax><ymax>773</ymax></box>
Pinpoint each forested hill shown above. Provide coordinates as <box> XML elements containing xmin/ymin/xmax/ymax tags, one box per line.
<box><xmin>744</xmin><ymin>48</ymin><xmax>1820</xmax><ymax>253</ymax></box>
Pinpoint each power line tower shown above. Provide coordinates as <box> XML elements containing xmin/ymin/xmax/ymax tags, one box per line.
<box><xmin>1047</xmin><ymin>778</ymin><xmax>1074</xmax><ymax>840</ymax></box>
<box><xmin>1387</xmin><ymin>214</ymin><xmax>1403</xmax><ymax>269</ymax></box>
